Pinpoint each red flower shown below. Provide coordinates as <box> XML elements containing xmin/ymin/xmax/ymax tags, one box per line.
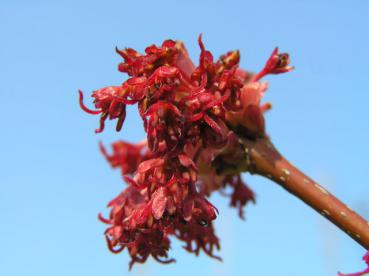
<box><xmin>79</xmin><ymin>86</ymin><xmax>127</xmax><ymax>133</ymax></box>
<box><xmin>145</xmin><ymin>101</ymin><xmax>184</xmax><ymax>152</ymax></box>
<box><xmin>253</xmin><ymin>47</ymin><xmax>294</xmax><ymax>82</ymax></box>
<box><xmin>175</xmin><ymin>219</ymin><xmax>221</xmax><ymax>261</ymax></box>
<box><xmin>182</xmin><ymin>192</ymin><xmax>218</xmax><ymax>224</ymax></box>
<box><xmin>116</xmin><ymin>39</ymin><xmax>179</xmax><ymax>77</ymax></box>
<box><xmin>99</xmin><ymin>140</ymin><xmax>147</xmax><ymax>175</ymax></box>
<box><xmin>80</xmin><ymin>35</ymin><xmax>293</xmax><ymax>268</ymax></box>
<box><xmin>222</xmin><ymin>175</ymin><xmax>255</xmax><ymax>219</ymax></box>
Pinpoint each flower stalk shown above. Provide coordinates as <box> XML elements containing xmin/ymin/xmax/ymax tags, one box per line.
<box><xmin>240</xmin><ymin>137</ymin><xmax>369</xmax><ymax>249</ymax></box>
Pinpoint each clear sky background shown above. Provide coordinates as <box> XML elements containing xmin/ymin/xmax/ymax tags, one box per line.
<box><xmin>1</xmin><ymin>0</ymin><xmax>369</xmax><ymax>275</ymax></box>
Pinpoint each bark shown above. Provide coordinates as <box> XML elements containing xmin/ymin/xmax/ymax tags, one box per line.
<box><xmin>240</xmin><ymin>137</ymin><xmax>369</xmax><ymax>249</ymax></box>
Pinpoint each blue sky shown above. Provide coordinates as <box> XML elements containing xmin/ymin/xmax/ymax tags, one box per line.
<box><xmin>1</xmin><ymin>0</ymin><xmax>369</xmax><ymax>275</ymax></box>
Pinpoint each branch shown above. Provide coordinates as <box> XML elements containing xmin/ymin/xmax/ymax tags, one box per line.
<box><xmin>240</xmin><ymin>137</ymin><xmax>369</xmax><ymax>249</ymax></box>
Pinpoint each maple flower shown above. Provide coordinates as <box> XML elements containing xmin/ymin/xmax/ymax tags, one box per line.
<box><xmin>253</xmin><ymin>47</ymin><xmax>294</xmax><ymax>82</ymax></box>
<box><xmin>222</xmin><ymin>175</ymin><xmax>255</xmax><ymax>219</ymax></box>
<box><xmin>80</xmin><ymin>35</ymin><xmax>293</xmax><ymax>269</ymax></box>
<box><xmin>99</xmin><ymin>140</ymin><xmax>147</xmax><ymax>175</ymax></box>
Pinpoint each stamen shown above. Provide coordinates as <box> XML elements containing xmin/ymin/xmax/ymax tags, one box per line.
<box><xmin>78</xmin><ymin>90</ymin><xmax>101</xmax><ymax>114</ymax></box>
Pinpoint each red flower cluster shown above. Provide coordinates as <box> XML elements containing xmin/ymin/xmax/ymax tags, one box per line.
<box><xmin>80</xmin><ymin>35</ymin><xmax>292</xmax><ymax>269</ymax></box>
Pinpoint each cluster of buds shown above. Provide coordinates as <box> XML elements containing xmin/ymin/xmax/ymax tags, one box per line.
<box><xmin>80</xmin><ymin>35</ymin><xmax>292</xmax><ymax>269</ymax></box>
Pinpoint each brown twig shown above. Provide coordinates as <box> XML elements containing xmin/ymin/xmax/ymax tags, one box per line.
<box><xmin>240</xmin><ymin>137</ymin><xmax>369</xmax><ymax>249</ymax></box>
